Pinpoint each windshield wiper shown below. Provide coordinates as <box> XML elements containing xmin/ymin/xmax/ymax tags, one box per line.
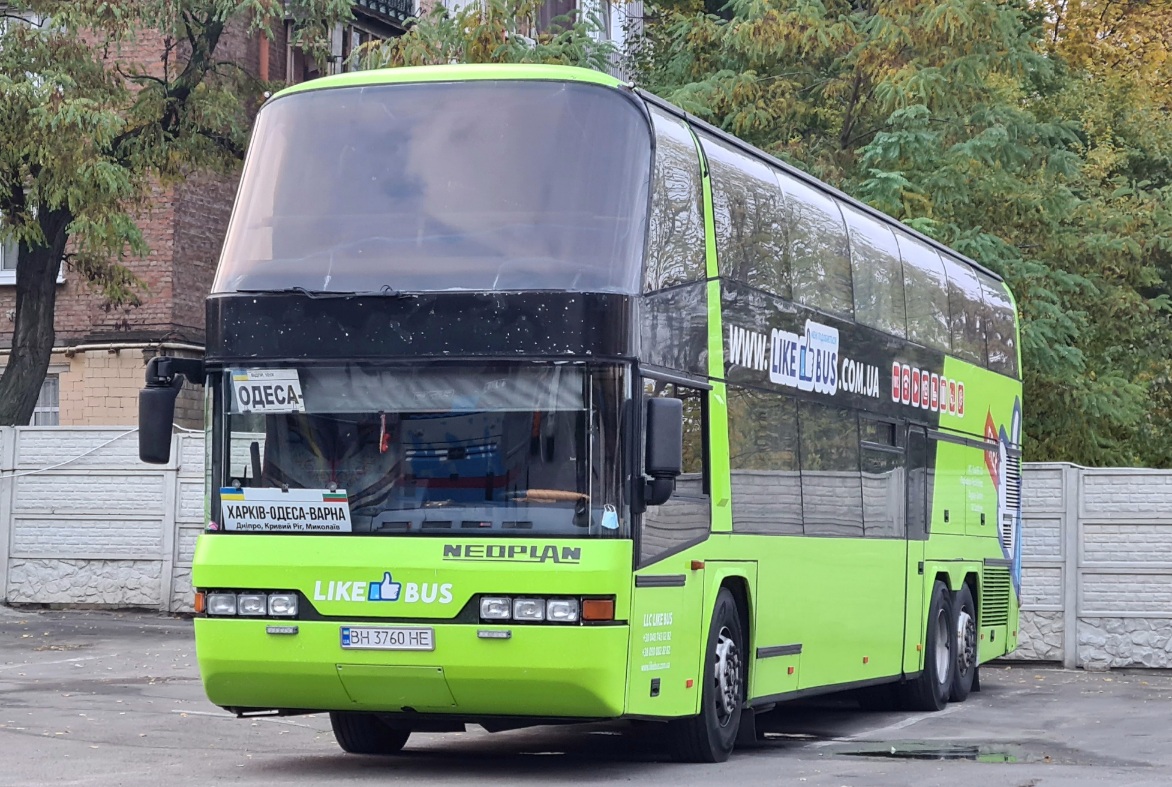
<box><xmin>236</xmin><ymin>285</ymin><xmax>412</xmax><ymax>299</ymax></box>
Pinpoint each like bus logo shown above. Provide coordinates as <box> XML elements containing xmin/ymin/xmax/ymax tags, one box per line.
<box><xmin>367</xmin><ymin>572</ymin><xmax>402</xmax><ymax>602</ymax></box>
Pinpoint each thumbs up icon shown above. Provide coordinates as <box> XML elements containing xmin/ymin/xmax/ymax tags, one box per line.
<box><xmin>368</xmin><ymin>572</ymin><xmax>401</xmax><ymax>602</ymax></box>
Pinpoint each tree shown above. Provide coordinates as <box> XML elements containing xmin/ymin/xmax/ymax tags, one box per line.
<box><xmin>0</xmin><ymin>0</ymin><xmax>351</xmax><ymax>426</ymax></box>
<box><xmin>353</xmin><ymin>0</ymin><xmax>615</xmax><ymax>70</ymax></box>
<box><xmin>632</xmin><ymin>0</ymin><xmax>1172</xmax><ymax>465</ymax></box>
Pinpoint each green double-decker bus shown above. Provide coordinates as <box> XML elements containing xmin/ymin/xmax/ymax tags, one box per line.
<box><xmin>139</xmin><ymin>63</ymin><xmax>1023</xmax><ymax>763</ymax></box>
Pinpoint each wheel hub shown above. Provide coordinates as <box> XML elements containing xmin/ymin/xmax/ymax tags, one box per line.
<box><xmin>956</xmin><ymin>608</ymin><xmax>976</xmax><ymax>677</ymax></box>
<box><xmin>934</xmin><ymin>607</ymin><xmax>952</xmax><ymax>684</ymax></box>
<box><xmin>713</xmin><ymin>626</ymin><xmax>742</xmax><ymax>726</ymax></box>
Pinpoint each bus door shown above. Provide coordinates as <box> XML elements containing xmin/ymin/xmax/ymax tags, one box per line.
<box><xmin>626</xmin><ymin>380</ymin><xmax>711</xmax><ymax>717</ymax></box>
<box><xmin>903</xmin><ymin>425</ymin><xmax>930</xmax><ymax>674</ymax></box>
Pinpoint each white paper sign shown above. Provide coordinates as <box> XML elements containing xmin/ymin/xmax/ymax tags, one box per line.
<box><xmin>231</xmin><ymin>369</ymin><xmax>305</xmax><ymax>414</ymax></box>
<box><xmin>220</xmin><ymin>487</ymin><xmax>352</xmax><ymax>533</ymax></box>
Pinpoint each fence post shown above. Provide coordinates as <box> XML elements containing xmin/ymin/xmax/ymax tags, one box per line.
<box><xmin>1061</xmin><ymin>464</ymin><xmax>1081</xmax><ymax>669</ymax></box>
<box><xmin>159</xmin><ymin>434</ymin><xmax>179</xmax><ymax>613</ymax></box>
<box><xmin>0</xmin><ymin>427</ymin><xmax>14</xmax><ymax>603</ymax></box>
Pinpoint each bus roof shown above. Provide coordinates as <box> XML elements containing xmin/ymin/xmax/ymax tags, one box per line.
<box><xmin>268</xmin><ymin>63</ymin><xmax>1003</xmax><ymax>286</ymax></box>
<box><xmin>273</xmin><ymin>63</ymin><xmax>625</xmax><ymax>100</ymax></box>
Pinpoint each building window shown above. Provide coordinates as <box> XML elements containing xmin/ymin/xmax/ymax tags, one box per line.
<box><xmin>0</xmin><ymin>212</ymin><xmax>65</xmax><ymax>285</ymax></box>
<box><xmin>0</xmin><ymin>236</ymin><xmax>15</xmax><ymax>285</ymax></box>
<box><xmin>31</xmin><ymin>374</ymin><xmax>60</xmax><ymax>426</ymax></box>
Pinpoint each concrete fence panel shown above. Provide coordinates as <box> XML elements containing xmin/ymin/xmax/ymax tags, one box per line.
<box><xmin>3</xmin><ymin>428</ymin><xmax>1172</xmax><ymax>668</ymax></box>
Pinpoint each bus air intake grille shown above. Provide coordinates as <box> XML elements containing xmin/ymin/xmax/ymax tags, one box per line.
<box><xmin>1000</xmin><ymin>454</ymin><xmax>1022</xmax><ymax>554</ymax></box>
<box><xmin>981</xmin><ymin>568</ymin><xmax>1012</xmax><ymax>627</ymax></box>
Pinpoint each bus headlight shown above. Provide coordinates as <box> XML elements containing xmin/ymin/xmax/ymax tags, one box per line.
<box><xmin>512</xmin><ymin>598</ymin><xmax>545</xmax><ymax>622</ymax></box>
<box><xmin>267</xmin><ymin>593</ymin><xmax>298</xmax><ymax>617</ymax></box>
<box><xmin>480</xmin><ymin>597</ymin><xmax>512</xmax><ymax>620</ymax></box>
<box><xmin>237</xmin><ymin>593</ymin><xmax>267</xmax><ymax>616</ymax></box>
<box><xmin>546</xmin><ymin>598</ymin><xmax>580</xmax><ymax>623</ymax></box>
<box><xmin>206</xmin><ymin>593</ymin><xmax>237</xmax><ymax>616</ymax></box>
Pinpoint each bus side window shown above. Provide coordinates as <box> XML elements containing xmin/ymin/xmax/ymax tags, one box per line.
<box><xmin>896</xmin><ymin>235</ymin><xmax>951</xmax><ymax>352</ymax></box>
<box><xmin>906</xmin><ymin>426</ymin><xmax>931</xmax><ymax>540</ymax></box>
<box><xmin>860</xmin><ymin>417</ymin><xmax>904</xmax><ymax>538</ymax></box>
<box><xmin>645</xmin><ymin>109</ymin><xmax>706</xmax><ymax>292</ymax></box>
<box><xmin>700</xmin><ymin>132</ymin><xmax>792</xmax><ymax>298</ymax></box>
<box><xmin>727</xmin><ymin>385</ymin><xmax>802</xmax><ymax>535</ymax></box>
<box><xmin>941</xmin><ymin>252</ymin><xmax>988</xmax><ymax>366</ymax></box>
<box><xmin>980</xmin><ymin>275</ymin><xmax>1019</xmax><ymax>377</ymax></box>
<box><xmin>774</xmin><ymin>170</ymin><xmax>854</xmax><ymax>319</ymax></box>
<box><xmin>639</xmin><ymin>379</ymin><xmax>710</xmax><ymax>566</ymax></box>
<box><xmin>841</xmin><ymin>203</ymin><xmax>907</xmax><ymax>339</ymax></box>
<box><xmin>798</xmin><ymin>402</ymin><xmax>863</xmax><ymax>537</ymax></box>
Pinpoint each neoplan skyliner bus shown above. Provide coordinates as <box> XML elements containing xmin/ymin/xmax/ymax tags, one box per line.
<box><xmin>139</xmin><ymin>63</ymin><xmax>1023</xmax><ymax>763</ymax></box>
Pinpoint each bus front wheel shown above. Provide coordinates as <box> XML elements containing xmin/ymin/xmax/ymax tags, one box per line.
<box><xmin>329</xmin><ymin>711</ymin><xmax>411</xmax><ymax>755</ymax></box>
<box><xmin>897</xmin><ymin>580</ymin><xmax>954</xmax><ymax>712</ymax></box>
<box><xmin>667</xmin><ymin>588</ymin><xmax>745</xmax><ymax>763</ymax></box>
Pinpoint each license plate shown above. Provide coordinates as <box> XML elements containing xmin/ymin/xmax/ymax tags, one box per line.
<box><xmin>340</xmin><ymin>626</ymin><xmax>435</xmax><ymax>651</ymax></box>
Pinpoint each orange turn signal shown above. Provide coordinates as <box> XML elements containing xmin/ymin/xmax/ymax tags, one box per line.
<box><xmin>581</xmin><ymin>598</ymin><xmax>615</xmax><ymax>622</ymax></box>
<box><xmin>193</xmin><ymin>591</ymin><xmax>206</xmax><ymax>614</ymax></box>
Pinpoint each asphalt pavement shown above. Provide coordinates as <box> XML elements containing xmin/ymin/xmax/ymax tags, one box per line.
<box><xmin>3</xmin><ymin>605</ymin><xmax>1171</xmax><ymax>786</ymax></box>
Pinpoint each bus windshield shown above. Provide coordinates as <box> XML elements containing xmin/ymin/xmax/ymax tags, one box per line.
<box><xmin>213</xmin><ymin>80</ymin><xmax>652</xmax><ymax>295</ymax></box>
<box><xmin>219</xmin><ymin>363</ymin><xmax>629</xmax><ymax>537</ymax></box>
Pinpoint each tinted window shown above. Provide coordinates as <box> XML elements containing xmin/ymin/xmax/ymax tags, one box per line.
<box><xmin>843</xmin><ymin>202</ymin><xmax>904</xmax><ymax>334</ymax></box>
<box><xmin>645</xmin><ymin>109</ymin><xmax>706</xmax><ymax>291</ymax></box>
<box><xmin>798</xmin><ymin>402</ymin><xmax>863</xmax><ymax>536</ymax></box>
<box><xmin>776</xmin><ymin>172</ymin><xmax>853</xmax><ymax>318</ymax></box>
<box><xmin>640</xmin><ymin>380</ymin><xmax>709</xmax><ymax>564</ymax></box>
<box><xmin>640</xmin><ymin>283</ymin><xmax>709</xmax><ymax>375</ymax></box>
<box><xmin>980</xmin><ymin>275</ymin><xmax>1019</xmax><ymax>377</ymax></box>
<box><xmin>702</xmin><ymin>134</ymin><xmax>791</xmax><ymax>297</ymax></box>
<box><xmin>860</xmin><ymin>418</ymin><xmax>903</xmax><ymax>538</ymax></box>
<box><xmin>906</xmin><ymin>427</ymin><xmax>930</xmax><ymax>540</ymax></box>
<box><xmin>728</xmin><ymin>386</ymin><xmax>802</xmax><ymax>534</ymax></box>
<box><xmin>215</xmin><ymin>81</ymin><xmax>651</xmax><ymax>294</ymax></box>
<box><xmin>897</xmin><ymin>234</ymin><xmax>951</xmax><ymax>351</ymax></box>
<box><xmin>942</xmin><ymin>253</ymin><xmax>987</xmax><ymax>365</ymax></box>
<box><xmin>841</xmin><ymin>204</ymin><xmax>906</xmax><ymax>337</ymax></box>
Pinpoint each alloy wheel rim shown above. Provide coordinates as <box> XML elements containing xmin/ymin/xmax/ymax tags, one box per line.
<box><xmin>934</xmin><ymin>607</ymin><xmax>952</xmax><ymax>684</ymax></box>
<box><xmin>956</xmin><ymin>607</ymin><xmax>976</xmax><ymax>677</ymax></box>
<box><xmin>713</xmin><ymin>626</ymin><xmax>742</xmax><ymax>726</ymax></box>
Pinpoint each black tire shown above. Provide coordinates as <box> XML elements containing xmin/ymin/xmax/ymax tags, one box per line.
<box><xmin>950</xmin><ymin>583</ymin><xmax>978</xmax><ymax>703</ymax></box>
<box><xmin>667</xmin><ymin>589</ymin><xmax>745</xmax><ymax>763</ymax></box>
<box><xmin>896</xmin><ymin>580</ymin><xmax>953</xmax><ymax>712</ymax></box>
<box><xmin>329</xmin><ymin>712</ymin><xmax>411</xmax><ymax>755</ymax></box>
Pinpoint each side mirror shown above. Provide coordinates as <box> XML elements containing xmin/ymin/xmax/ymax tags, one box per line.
<box><xmin>139</xmin><ymin>356</ymin><xmax>205</xmax><ymax>464</ymax></box>
<box><xmin>139</xmin><ymin>382</ymin><xmax>182</xmax><ymax>463</ymax></box>
<box><xmin>644</xmin><ymin>396</ymin><xmax>683</xmax><ymax>507</ymax></box>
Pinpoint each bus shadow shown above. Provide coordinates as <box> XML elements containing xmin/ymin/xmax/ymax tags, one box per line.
<box><xmin>255</xmin><ymin>719</ymin><xmax>816</xmax><ymax>780</ymax></box>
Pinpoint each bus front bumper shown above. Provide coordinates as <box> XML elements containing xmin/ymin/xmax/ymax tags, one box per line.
<box><xmin>195</xmin><ymin>618</ymin><xmax>630</xmax><ymax>718</ymax></box>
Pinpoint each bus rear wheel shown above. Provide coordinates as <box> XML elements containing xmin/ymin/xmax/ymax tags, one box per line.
<box><xmin>896</xmin><ymin>580</ymin><xmax>953</xmax><ymax>712</ymax></box>
<box><xmin>329</xmin><ymin>712</ymin><xmax>411</xmax><ymax>755</ymax></box>
<box><xmin>950</xmin><ymin>583</ymin><xmax>978</xmax><ymax>703</ymax></box>
<box><xmin>667</xmin><ymin>588</ymin><xmax>744</xmax><ymax>763</ymax></box>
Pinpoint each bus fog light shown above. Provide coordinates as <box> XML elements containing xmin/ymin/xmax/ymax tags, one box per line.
<box><xmin>267</xmin><ymin>593</ymin><xmax>298</xmax><ymax>617</ymax></box>
<box><xmin>206</xmin><ymin>593</ymin><xmax>237</xmax><ymax>616</ymax></box>
<box><xmin>238</xmin><ymin>593</ymin><xmax>267</xmax><ymax>616</ymax></box>
<box><xmin>546</xmin><ymin>599</ymin><xmax>579</xmax><ymax>623</ymax></box>
<box><xmin>513</xmin><ymin>598</ymin><xmax>545</xmax><ymax>621</ymax></box>
<box><xmin>480</xmin><ymin>597</ymin><xmax>512</xmax><ymax>620</ymax></box>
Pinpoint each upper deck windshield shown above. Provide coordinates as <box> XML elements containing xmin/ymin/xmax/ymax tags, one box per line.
<box><xmin>219</xmin><ymin>363</ymin><xmax>629</xmax><ymax>538</ymax></box>
<box><xmin>213</xmin><ymin>80</ymin><xmax>652</xmax><ymax>295</ymax></box>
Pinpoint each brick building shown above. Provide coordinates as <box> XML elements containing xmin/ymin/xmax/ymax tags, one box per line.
<box><xmin>0</xmin><ymin>3</ymin><xmax>412</xmax><ymax>428</ymax></box>
<box><xmin>0</xmin><ymin>0</ymin><xmax>635</xmax><ymax>427</ymax></box>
